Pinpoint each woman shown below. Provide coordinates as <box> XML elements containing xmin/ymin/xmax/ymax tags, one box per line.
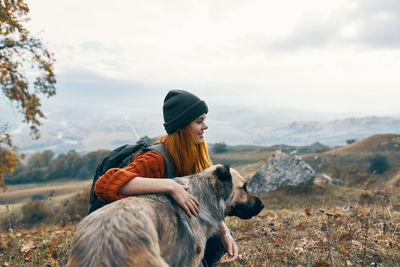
<box><xmin>94</xmin><ymin>90</ymin><xmax>238</xmax><ymax>266</ymax></box>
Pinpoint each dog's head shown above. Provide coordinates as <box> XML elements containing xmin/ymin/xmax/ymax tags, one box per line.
<box><xmin>206</xmin><ymin>164</ymin><xmax>264</xmax><ymax>220</ymax></box>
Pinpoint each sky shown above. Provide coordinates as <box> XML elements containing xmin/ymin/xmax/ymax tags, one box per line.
<box><xmin>1</xmin><ymin>0</ymin><xmax>400</xmax><ymax>151</ymax></box>
<box><xmin>4</xmin><ymin>0</ymin><xmax>400</xmax><ymax>121</ymax></box>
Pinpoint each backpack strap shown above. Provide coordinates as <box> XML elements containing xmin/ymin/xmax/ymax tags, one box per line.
<box><xmin>145</xmin><ymin>143</ymin><xmax>175</xmax><ymax>178</ymax></box>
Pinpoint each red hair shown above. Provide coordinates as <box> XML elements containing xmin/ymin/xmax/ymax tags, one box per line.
<box><xmin>159</xmin><ymin>124</ymin><xmax>212</xmax><ymax>176</ymax></box>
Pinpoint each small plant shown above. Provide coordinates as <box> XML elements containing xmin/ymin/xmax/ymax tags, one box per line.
<box><xmin>367</xmin><ymin>154</ymin><xmax>390</xmax><ymax>174</ymax></box>
<box><xmin>21</xmin><ymin>200</ymin><xmax>51</xmax><ymax>226</ymax></box>
<box><xmin>54</xmin><ymin>187</ymin><xmax>90</xmax><ymax>224</ymax></box>
<box><xmin>359</xmin><ymin>192</ymin><xmax>375</xmax><ymax>206</ymax></box>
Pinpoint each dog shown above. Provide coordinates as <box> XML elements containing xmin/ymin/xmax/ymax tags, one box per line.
<box><xmin>67</xmin><ymin>164</ymin><xmax>264</xmax><ymax>267</ymax></box>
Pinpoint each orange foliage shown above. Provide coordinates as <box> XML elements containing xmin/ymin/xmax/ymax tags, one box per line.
<box><xmin>1</xmin><ymin>0</ymin><xmax>56</xmax><ymax>188</ymax></box>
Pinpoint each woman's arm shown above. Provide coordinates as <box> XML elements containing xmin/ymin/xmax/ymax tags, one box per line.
<box><xmin>119</xmin><ymin>177</ymin><xmax>200</xmax><ymax>217</ymax></box>
<box><xmin>218</xmin><ymin>221</ymin><xmax>239</xmax><ymax>264</ymax></box>
<box><xmin>95</xmin><ymin>150</ymin><xmax>199</xmax><ymax>217</ymax></box>
<box><xmin>95</xmin><ymin>151</ymin><xmax>165</xmax><ymax>202</ymax></box>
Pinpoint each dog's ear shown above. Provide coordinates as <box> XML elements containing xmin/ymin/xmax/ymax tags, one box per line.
<box><xmin>212</xmin><ymin>164</ymin><xmax>233</xmax><ymax>200</ymax></box>
<box><xmin>215</xmin><ymin>164</ymin><xmax>231</xmax><ymax>182</ymax></box>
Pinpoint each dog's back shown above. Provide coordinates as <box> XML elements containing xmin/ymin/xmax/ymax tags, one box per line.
<box><xmin>68</xmin><ymin>193</ymin><xmax>204</xmax><ymax>267</ymax></box>
<box><xmin>68</xmin><ymin>196</ymin><xmax>171</xmax><ymax>267</ymax></box>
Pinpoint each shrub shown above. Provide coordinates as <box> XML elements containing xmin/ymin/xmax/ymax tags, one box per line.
<box><xmin>359</xmin><ymin>192</ymin><xmax>374</xmax><ymax>205</ymax></box>
<box><xmin>0</xmin><ymin>206</ymin><xmax>21</xmax><ymax>231</ymax></box>
<box><xmin>367</xmin><ymin>154</ymin><xmax>390</xmax><ymax>174</ymax></box>
<box><xmin>31</xmin><ymin>193</ymin><xmax>46</xmax><ymax>201</ymax></box>
<box><xmin>55</xmin><ymin>187</ymin><xmax>90</xmax><ymax>223</ymax></box>
<box><xmin>346</xmin><ymin>139</ymin><xmax>357</xmax><ymax>145</ymax></box>
<box><xmin>21</xmin><ymin>200</ymin><xmax>51</xmax><ymax>226</ymax></box>
<box><xmin>212</xmin><ymin>142</ymin><xmax>228</xmax><ymax>153</ymax></box>
<box><xmin>138</xmin><ymin>135</ymin><xmax>158</xmax><ymax>144</ymax></box>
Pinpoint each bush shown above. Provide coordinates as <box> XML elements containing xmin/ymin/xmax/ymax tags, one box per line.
<box><xmin>31</xmin><ymin>193</ymin><xmax>46</xmax><ymax>201</ymax></box>
<box><xmin>55</xmin><ymin>187</ymin><xmax>90</xmax><ymax>223</ymax></box>
<box><xmin>138</xmin><ymin>135</ymin><xmax>158</xmax><ymax>144</ymax></box>
<box><xmin>21</xmin><ymin>200</ymin><xmax>51</xmax><ymax>226</ymax></box>
<box><xmin>346</xmin><ymin>139</ymin><xmax>357</xmax><ymax>145</ymax></box>
<box><xmin>212</xmin><ymin>142</ymin><xmax>228</xmax><ymax>153</ymax></box>
<box><xmin>0</xmin><ymin>207</ymin><xmax>21</xmax><ymax>231</ymax></box>
<box><xmin>367</xmin><ymin>154</ymin><xmax>390</xmax><ymax>174</ymax></box>
<box><xmin>359</xmin><ymin>193</ymin><xmax>374</xmax><ymax>205</ymax></box>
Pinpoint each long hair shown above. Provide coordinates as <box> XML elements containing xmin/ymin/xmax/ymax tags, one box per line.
<box><xmin>159</xmin><ymin>124</ymin><xmax>212</xmax><ymax>177</ymax></box>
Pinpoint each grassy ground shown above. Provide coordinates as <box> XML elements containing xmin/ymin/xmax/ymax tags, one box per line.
<box><xmin>0</xmin><ymin>180</ymin><xmax>91</xmax><ymax>221</ymax></box>
<box><xmin>2</xmin><ymin>134</ymin><xmax>400</xmax><ymax>266</ymax></box>
<box><xmin>1</xmin><ymin>183</ymin><xmax>399</xmax><ymax>266</ymax></box>
<box><xmin>223</xmin><ymin>203</ymin><xmax>400</xmax><ymax>266</ymax></box>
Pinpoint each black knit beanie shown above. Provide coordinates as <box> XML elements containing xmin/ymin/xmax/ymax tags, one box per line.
<box><xmin>163</xmin><ymin>90</ymin><xmax>208</xmax><ymax>134</ymax></box>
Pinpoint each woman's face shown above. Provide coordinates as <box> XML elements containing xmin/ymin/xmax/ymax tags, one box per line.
<box><xmin>190</xmin><ymin>113</ymin><xmax>208</xmax><ymax>144</ymax></box>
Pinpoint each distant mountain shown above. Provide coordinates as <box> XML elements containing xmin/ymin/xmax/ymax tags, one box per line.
<box><xmin>325</xmin><ymin>133</ymin><xmax>400</xmax><ymax>154</ymax></box>
<box><xmin>264</xmin><ymin>116</ymin><xmax>400</xmax><ymax>147</ymax></box>
<box><xmin>5</xmin><ymin>103</ymin><xmax>400</xmax><ymax>155</ymax></box>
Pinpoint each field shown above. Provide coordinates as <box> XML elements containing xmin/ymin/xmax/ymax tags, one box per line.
<box><xmin>0</xmin><ymin>179</ymin><xmax>91</xmax><ymax>221</ymax></box>
<box><xmin>1</xmin><ymin>182</ymin><xmax>399</xmax><ymax>266</ymax></box>
<box><xmin>224</xmin><ymin>203</ymin><xmax>400</xmax><ymax>266</ymax></box>
<box><xmin>1</xmin><ymin>134</ymin><xmax>400</xmax><ymax>266</ymax></box>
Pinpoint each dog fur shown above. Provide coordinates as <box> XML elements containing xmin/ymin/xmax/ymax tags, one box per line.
<box><xmin>67</xmin><ymin>164</ymin><xmax>264</xmax><ymax>267</ymax></box>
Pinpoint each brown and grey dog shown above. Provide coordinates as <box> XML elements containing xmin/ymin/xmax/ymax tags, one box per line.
<box><xmin>67</xmin><ymin>164</ymin><xmax>264</xmax><ymax>267</ymax></box>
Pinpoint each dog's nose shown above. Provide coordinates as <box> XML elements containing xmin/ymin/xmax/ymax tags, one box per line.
<box><xmin>256</xmin><ymin>198</ymin><xmax>264</xmax><ymax>211</ymax></box>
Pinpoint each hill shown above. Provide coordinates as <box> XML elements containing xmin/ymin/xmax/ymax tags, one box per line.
<box><xmin>302</xmin><ymin>134</ymin><xmax>400</xmax><ymax>189</ymax></box>
<box><xmin>325</xmin><ymin>133</ymin><xmax>400</xmax><ymax>154</ymax></box>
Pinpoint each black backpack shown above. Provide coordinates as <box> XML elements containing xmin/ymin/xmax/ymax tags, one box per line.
<box><xmin>88</xmin><ymin>141</ymin><xmax>174</xmax><ymax>214</ymax></box>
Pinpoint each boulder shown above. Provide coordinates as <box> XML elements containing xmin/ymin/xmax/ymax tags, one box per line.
<box><xmin>247</xmin><ymin>151</ymin><xmax>315</xmax><ymax>194</ymax></box>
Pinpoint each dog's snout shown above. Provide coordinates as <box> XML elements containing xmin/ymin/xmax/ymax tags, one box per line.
<box><xmin>255</xmin><ymin>198</ymin><xmax>264</xmax><ymax>213</ymax></box>
<box><xmin>257</xmin><ymin>198</ymin><xmax>264</xmax><ymax>209</ymax></box>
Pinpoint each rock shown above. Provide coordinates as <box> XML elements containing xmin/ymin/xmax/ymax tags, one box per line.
<box><xmin>314</xmin><ymin>173</ymin><xmax>332</xmax><ymax>184</ymax></box>
<box><xmin>248</xmin><ymin>151</ymin><xmax>315</xmax><ymax>194</ymax></box>
<box><xmin>331</xmin><ymin>178</ymin><xmax>344</xmax><ymax>186</ymax></box>
<box><xmin>314</xmin><ymin>173</ymin><xmax>345</xmax><ymax>185</ymax></box>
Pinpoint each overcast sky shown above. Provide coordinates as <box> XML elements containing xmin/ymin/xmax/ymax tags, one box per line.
<box><xmin>24</xmin><ymin>0</ymin><xmax>400</xmax><ymax>117</ymax></box>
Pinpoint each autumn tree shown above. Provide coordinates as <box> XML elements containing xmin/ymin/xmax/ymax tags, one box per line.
<box><xmin>0</xmin><ymin>0</ymin><xmax>56</xmax><ymax>188</ymax></box>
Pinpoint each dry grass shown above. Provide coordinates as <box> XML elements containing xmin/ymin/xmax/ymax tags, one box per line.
<box><xmin>325</xmin><ymin>134</ymin><xmax>400</xmax><ymax>154</ymax></box>
<box><xmin>0</xmin><ymin>180</ymin><xmax>91</xmax><ymax>221</ymax></box>
<box><xmin>211</xmin><ymin>150</ymin><xmax>273</xmax><ymax>167</ymax></box>
<box><xmin>221</xmin><ymin>202</ymin><xmax>400</xmax><ymax>266</ymax></box>
<box><xmin>0</xmin><ymin>223</ymin><xmax>75</xmax><ymax>266</ymax></box>
<box><xmin>1</xmin><ymin>203</ymin><xmax>399</xmax><ymax>266</ymax></box>
<box><xmin>0</xmin><ymin>180</ymin><xmax>91</xmax><ymax>204</ymax></box>
<box><xmin>1</xmin><ymin>186</ymin><xmax>399</xmax><ymax>266</ymax></box>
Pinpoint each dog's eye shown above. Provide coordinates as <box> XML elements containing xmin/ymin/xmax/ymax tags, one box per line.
<box><xmin>242</xmin><ymin>184</ymin><xmax>247</xmax><ymax>192</ymax></box>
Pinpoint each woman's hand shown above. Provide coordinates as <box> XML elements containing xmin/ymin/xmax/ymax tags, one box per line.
<box><xmin>168</xmin><ymin>180</ymin><xmax>200</xmax><ymax>217</ymax></box>
<box><xmin>218</xmin><ymin>221</ymin><xmax>239</xmax><ymax>264</ymax></box>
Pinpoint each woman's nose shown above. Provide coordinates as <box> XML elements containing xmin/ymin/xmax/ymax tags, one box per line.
<box><xmin>202</xmin><ymin>122</ymin><xmax>208</xmax><ymax>130</ymax></box>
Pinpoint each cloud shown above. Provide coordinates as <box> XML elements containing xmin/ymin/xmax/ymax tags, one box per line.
<box><xmin>44</xmin><ymin>68</ymin><xmax>165</xmax><ymax>111</ymax></box>
<box><xmin>354</xmin><ymin>0</ymin><xmax>400</xmax><ymax>48</ymax></box>
<box><xmin>267</xmin><ymin>22</ymin><xmax>337</xmax><ymax>51</ymax></box>
<box><xmin>267</xmin><ymin>0</ymin><xmax>400</xmax><ymax>51</ymax></box>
